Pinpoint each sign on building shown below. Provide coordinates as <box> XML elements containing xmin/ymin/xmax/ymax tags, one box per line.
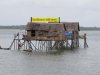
<box><xmin>31</xmin><ymin>17</ymin><xmax>60</xmax><ymax>23</ymax></box>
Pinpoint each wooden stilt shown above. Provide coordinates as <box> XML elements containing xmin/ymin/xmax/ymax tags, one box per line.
<box><xmin>8</xmin><ymin>31</ymin><xmax>87</xmax><ymax>52</ymax></box>
<box><xmin>84</xmin><ymin>33</ymin><xmax>88</xmax><ymax>48</ymax></box>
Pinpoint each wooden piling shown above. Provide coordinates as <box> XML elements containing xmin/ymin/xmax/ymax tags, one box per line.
<box><xmin>84</xmin><ymin>33</ymin><xmax>88</xmax><ymax>48</ymax></box>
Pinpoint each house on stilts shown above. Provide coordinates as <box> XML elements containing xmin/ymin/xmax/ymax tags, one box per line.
<box><xmin>21</xmin><ymin>22</ymin><xmax>81</xmax><ymax>51</ymax></box>
<box><xmin>8</xmin><ymin>18</ymin><xmax>88</xmax><ymax>51</ymax></box>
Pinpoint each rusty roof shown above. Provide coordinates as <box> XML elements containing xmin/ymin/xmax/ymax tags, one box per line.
<box><xmin>26</xmin><ymin>22</ymin><xmax>49</xmax><ymax>31</ymax></box>
<box><xmin>26</xmin><ymin>22</ymin><xmax>80</xmax><ymax>31</ymax></box>
<box><xmin>26</xmin><ymin>22</ymin><xmax>64</xmax><ymax>31</ymax></box>
<box><xmin>62</xmin><ymin>22</ymin><xmax>80</xmax><ymax>31</ymax></box>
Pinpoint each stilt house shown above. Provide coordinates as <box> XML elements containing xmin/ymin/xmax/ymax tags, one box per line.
<box><xmin>26</xmin><ymin>22</ymin><xmax>80</xmax><ymax>41</ymax></box>
<box><xmin>26</xmin><ymin>22</ymin><xmax>66</xmax><ymax>41</ymax></box>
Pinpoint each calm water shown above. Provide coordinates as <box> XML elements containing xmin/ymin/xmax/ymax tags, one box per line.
<box><xmin>0</xmin><ymin>29</ymin><xmax>100</xmax><ymax>75</ymax></box>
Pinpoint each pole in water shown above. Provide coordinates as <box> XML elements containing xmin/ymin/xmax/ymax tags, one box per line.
<box><xmin>84</xmin><ymin>33</ymin><xmax>88</xmax><ymax>48</ymax></box>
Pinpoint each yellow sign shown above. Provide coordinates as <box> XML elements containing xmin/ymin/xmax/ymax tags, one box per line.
<box><xmin>31</xmin><ymin>17</ymin><xmax>60</xmax><ymax>23</ymax></box>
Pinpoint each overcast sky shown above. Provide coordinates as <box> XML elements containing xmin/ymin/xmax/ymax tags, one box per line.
<box><xmin>0</xmin><ymin>0</ymin><xmax>100</xmax><ymax>27</ymax></box>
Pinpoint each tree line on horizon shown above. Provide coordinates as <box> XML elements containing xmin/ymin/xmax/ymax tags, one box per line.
<box><xmin>0</xmin><ymin>25</ymin><xmax>100</xmax><ymax>31</ymax></box>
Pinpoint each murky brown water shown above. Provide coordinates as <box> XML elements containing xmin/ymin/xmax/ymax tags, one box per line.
<box><xmin>0</xmin><ymin>30</ymin><xmax>100</xmax><ymax>75</ymax></box>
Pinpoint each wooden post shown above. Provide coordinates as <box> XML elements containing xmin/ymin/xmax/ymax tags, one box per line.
<box><xmin>14</xmin><ymin>40</ymin><xmax>15</xmax><ymax>50</ymax></box>
<box><xmin>31</xmin><ymin>17</ymin><xmax>32</xmax><ymax>22</ymax></box>
<box><xmin>59</xmin><ymin>17</ymin><xmax>60</xmax><ymax>23</ymax></box>
<box><xmin>24</xmin><ymin>40</ymin><xmax>25</xmax><ymax>50</ymax></box>
<box><xmin>84</xmin><ymin>33</ymin><xmax>88</xmax><ymax>48</ymax></box>
<box><xmin>77</xmin><ymin>32</ymin><xmax>79</xmax><ymax>47</ymax></box>
<box><xmin>66</xmin><ymin>40</ymin><xmax>68</xmax><ymax>48</ymax></box>
<box><xmin>71</xmin><ymin>31</ymin><xmax>74</xmax><ymax>49</ymax></box>
<box><xmin>16</xmin><ymin>39</ymin><xmax>17</xmax><ymax>50</ymax></box>
<box><xmin>18</xmin><ymin>35</ymin><xmax>20</xmax><ymax>50</ymax></box>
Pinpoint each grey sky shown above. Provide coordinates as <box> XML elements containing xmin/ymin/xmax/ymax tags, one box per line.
<box><xmin>0</xmin><ymin>0</ymin><xmax>100</xmax><ymax>27</ymax></box>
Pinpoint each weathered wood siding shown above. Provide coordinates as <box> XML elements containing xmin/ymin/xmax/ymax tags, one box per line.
<box><xmin>26</xmin><ymin>22</ymin><xmax>80</xmax><ymax>41</ymax></box>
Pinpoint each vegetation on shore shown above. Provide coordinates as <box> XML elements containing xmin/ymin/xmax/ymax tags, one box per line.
<box><xmin>0</xmin><ymin>25</ymin><xmax>26</xmax><ymax>29</ymax></box>
<box><xmin>80</xmin><ymin>27</ymin><xmax>100</xmax><ymax>31</ymax></box>
<box><xmin>0</xmin><ymin>25</ymin><xmax>100</xmax><ymax>31</ymax></box>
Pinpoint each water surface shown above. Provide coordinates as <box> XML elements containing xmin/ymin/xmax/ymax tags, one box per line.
<box><xmin>0</xmin><ymin>30</ymin><xmax>100</xmax><ymax>75</ymax></box>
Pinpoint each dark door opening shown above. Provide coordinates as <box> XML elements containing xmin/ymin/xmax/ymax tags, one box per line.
<box><xmin>31</xmin><ymin>30</ymin><xmax>35</xmax><ymax>36</ymax></box>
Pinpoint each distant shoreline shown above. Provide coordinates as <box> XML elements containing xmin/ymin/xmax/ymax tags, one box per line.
<box><xmin>0</xmin><ymin>25</ymin><xmax>26</xmax><ymax>30</ymax></box>
<box><xmin>80</xmin><ymin>27</ymin><xmax>100</xmax><ymax>31</ymax></box>
<box><xmin>0</xmin><ymin>25</ymin><xmax>100</xmax><ymax>31</ymax></box>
